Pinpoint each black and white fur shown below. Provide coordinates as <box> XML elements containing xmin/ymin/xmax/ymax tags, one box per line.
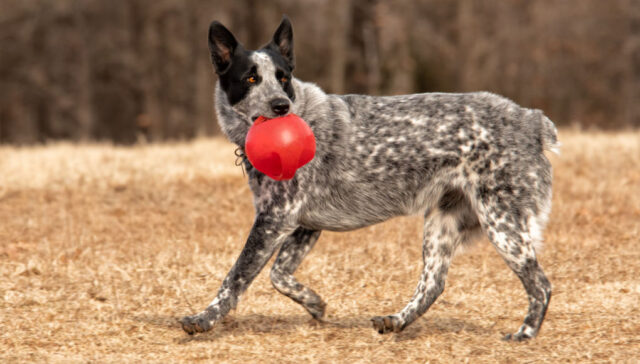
<box><xmin>180</xmin><ymin>16</ymin><xmax>558</xmax><ymax>341</ymax></box>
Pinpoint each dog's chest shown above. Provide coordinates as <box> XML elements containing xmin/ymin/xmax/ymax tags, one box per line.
<box><xmin>296</xmin><ymin>179</ymin><xmax>407</xmax><ymax>231</ymax></box>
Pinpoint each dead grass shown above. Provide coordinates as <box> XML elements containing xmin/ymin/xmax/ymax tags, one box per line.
<box><xmin>1</xmin><ymin>130</ymin><xmax>639</xmax><ymax>363</ymax></box>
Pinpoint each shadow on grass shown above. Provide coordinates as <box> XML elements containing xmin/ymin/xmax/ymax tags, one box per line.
<box><xmin>131</xmin><ymin>314</ymin><xmax>182</xmax><ymax>329</ymax></box>
<box><xmin>392</xmin><ymin>316</ymin><xmax>493</xmax><ymax>342</ymax></box>
<box><xmin>128</xmin><ymin>313</ymin><xmax>491</xmax><ymax>343</ymax></box>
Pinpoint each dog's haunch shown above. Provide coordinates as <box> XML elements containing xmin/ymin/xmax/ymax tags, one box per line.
<box><xmin>245</xmin><ymin>114</ymin><xmax>316</xmax><ymax>180</ymax></box>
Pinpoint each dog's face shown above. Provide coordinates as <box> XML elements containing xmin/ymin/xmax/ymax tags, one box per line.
<box><xmin>208</xmin><ymin>17</ymin><xmax>296</xmax><ymax>124</ymax></box>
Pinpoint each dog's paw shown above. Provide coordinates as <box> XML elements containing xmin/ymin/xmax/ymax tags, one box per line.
<box><xmin>371</xmin><ymin>315</ymin><xmax>404</xmax><ymax>334</ymax></box>
<box><xmin>502</xmin><ymin>324</ymin><xmax>538</xmax><ymax>341</ymax></box>
<box><xmin>180</xmin><ymin>312</ymin><xmax>216</xmax><ymax>335</ymax></box>
<box><xmin>305</xmin><ymin>297</ymin><xmax>327</xmax><ymax>320</ymax></box>
<box><xmin>502</xmin><ymin>330</ymin><xmax>535</xmax><ymax>342</ymax></box>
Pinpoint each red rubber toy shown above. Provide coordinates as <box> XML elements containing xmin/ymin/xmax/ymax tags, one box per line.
<box><xmin>244</xmin><ymin>113</ymin><xmax>316</xmax><ymax>180</ymax></box>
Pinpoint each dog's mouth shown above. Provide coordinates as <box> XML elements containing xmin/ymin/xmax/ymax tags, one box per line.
<box><xmin>251</xmin><ymin>115</ymin><xmax>274</xmax><ymax>124</ymax></box>
<box><xmin>250</xmin><ymin>115</ymin><xmax>274</xmax><ymax>126</ymax></box>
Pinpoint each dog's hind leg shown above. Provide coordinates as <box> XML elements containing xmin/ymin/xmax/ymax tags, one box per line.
<box><xmin>479</xmin><ymin>204</ymin><xmax>552</xmax><ymax>341</ymax></box>
<box><xmin>473</xmin><ymin>156</ymin><xmax>553</xmax><ymax>341</ymax></box>
<box><xmin>270</xmin><ymin>228</ymin><xmax>326</xmax><ymax>319</ymax></box>
<box><xmin>372</xmin><ymin>188</ymin><xmax>480</xmax><ymax>334</ymax></box>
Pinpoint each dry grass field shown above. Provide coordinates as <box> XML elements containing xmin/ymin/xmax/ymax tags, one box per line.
<box><xmin>1</xmin><ymin>130</ymin><xmax>639</xmax><ymax>363</ymax></box>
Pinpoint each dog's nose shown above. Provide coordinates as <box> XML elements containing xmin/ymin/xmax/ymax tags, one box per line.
<box><xmin>270</xmin><ymin>98</ymin><xmax>290</xmax><ymax>116</ymax></box>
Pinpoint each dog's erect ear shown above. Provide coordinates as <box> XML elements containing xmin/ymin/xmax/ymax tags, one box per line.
<box><xmin>271</xmin><ymin>15</ymin><xmax>294</xmax><ymax>70</ymax></box>
<box><xmin>208</xmin><ymin>21</ymin><xmax>238</xmax><ymax>75</ymax></box>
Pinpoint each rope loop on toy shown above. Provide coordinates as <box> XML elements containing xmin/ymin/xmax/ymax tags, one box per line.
<box><xmin>234</xmin><ymin>147</ymin><xmax>247</xmax><ymax>177</ymax></box>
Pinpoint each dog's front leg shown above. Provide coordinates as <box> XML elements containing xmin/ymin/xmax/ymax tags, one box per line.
<box><xmin>180</xmin><ymin>213</ymin><xmax>295</xmax><ymax>334</ymax></box>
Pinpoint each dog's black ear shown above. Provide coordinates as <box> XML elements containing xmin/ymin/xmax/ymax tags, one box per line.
<box><xmin>208</xmin><ymin>21</ymin><xmax>238</xmax><ymax>75</ymax></box>
<box><xmin>271</xmin><ymin>15</ymin><xmax>294</xmax><ymax>70</ymax></box>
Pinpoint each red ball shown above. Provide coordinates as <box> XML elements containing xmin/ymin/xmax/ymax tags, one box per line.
<box><xmin>245</xmin><ymin>114</ymin><xmax>316</xmax><ymax>180</ymax></box>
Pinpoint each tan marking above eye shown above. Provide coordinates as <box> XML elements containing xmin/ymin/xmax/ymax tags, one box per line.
<box><xmin>280</xmin><ymin>77</ymin><xmax>288</xmax><ymax>83</ymax></box>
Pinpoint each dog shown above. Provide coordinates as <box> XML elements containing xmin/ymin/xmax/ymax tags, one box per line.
<box><xmin>180</xmin><ymin>16</ymin><xmax>558</xmax><ymax>341</ymax></box>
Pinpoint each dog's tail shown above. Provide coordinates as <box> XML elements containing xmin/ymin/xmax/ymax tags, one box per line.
<box><xmin>532</xmin><ymin>110</ymin><xmax>560</xmax><ymax>155</ymax></box>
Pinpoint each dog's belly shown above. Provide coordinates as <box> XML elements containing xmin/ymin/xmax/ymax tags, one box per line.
<box><xmin>298</xmin><ymin>207</ymin><xmax>396</xmax><ymax>232</ymax></box>
<box><xmin>296</xmin><ymin>183</ymin><xmax>437</xmax><ymax>232</ymax></box>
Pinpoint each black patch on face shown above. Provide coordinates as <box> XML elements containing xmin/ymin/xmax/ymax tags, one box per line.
<box><xmin>261</xmin><ymin>46</ymin><xmax>296</xmax><ymax>102</ymax></box>
<box><xmin>218</xmin><ymin>49</ymin><xmax>261</xmax><ymax>105</ymax></box>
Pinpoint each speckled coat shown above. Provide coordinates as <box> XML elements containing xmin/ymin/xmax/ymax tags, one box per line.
<box><xmin>180</xmin><ymin>16</ymin><xmax>559</xmax><ymax>341</ymax></box>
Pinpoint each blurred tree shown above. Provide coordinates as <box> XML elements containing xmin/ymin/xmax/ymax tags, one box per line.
<box><xmin>0</xmin><ymin>0</ymin><xmax>638</xmax><ymax>144</ymax></box>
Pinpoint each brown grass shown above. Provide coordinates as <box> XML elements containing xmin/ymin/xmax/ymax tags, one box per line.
<box><xmin>1</xmin><ymin>130</ymin><xmax>639</xmax><ymax>363</ymax></box>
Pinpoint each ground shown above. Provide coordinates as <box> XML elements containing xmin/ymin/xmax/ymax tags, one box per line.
<box><xmin>0</xmin><ymin>130</ymin><xmax>639</xmax><ymax>363</ymax></box>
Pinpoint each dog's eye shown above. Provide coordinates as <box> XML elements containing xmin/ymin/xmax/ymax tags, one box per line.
<box><xmin>280</xmin><ymin>76</ymin><xmax>288</xmax><ymax>83</ymax></box>
<box><xmin>247</xmin><ymin>76</ymin><xmax>257</xmax><ymax>84</ymax></box>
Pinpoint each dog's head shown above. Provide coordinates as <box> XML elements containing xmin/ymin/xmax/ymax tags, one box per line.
<box><xmin>209</xmin><ymin>16</ymin><xmax>296</xmax><ymax>130</ymax></box>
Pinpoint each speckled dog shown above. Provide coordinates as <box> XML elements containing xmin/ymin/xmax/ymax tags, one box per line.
<box><xmin>180</xmin><ymin>16</ymin><xmax>558</xmax><ymax>341</ymax></box>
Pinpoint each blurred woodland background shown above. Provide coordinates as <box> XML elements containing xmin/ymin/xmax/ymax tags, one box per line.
<box><xmin>1</xmin><ymin>0</ymin><xmax>639</xmax><ymax>144</ymax></box>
